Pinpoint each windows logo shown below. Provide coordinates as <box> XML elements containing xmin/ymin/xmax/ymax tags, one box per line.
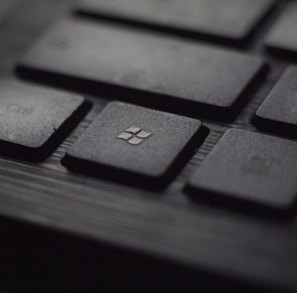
<box><xmin>117</xmin><ymin>126</ymin><xmax>152</xmax><ymax>145</ymax></box>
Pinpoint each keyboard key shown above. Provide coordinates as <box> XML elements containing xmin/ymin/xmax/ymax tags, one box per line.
<box><xmin>63</xmin><ymin>102</ymin><xmax>206</xmax><ymax>187</ymax></box>
<box><xmin>79</xmin><ymin>0</ymin><xmax>275</xmax><ymax>45</ymax></box>
<box><xmin>265</xmin><ymin>2</ymin><xmax>297</xmax><ymax>58</ymax></box>
<box><xmin>0</xmin><ymin>79</ymin><xmax>90</xmax><ymax>161</ymax></box>
<box><xmin>254</xmin><ymin>67</ymin><xmax>297</xmax><ymax>136</ymax></box>
<box><xmin>18</xmin><ymin>19</ymin><xmax>266</xmax><ymax>120</ymax></box>
<box><xmin>186</xmin><ymin>129</ymin><xmax>297</xmax><ymax>214</ymax></box>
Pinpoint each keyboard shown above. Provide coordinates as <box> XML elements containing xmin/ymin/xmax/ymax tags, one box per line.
<box><xmin>0</xmin><ymin>0</ymin><xmax>297</xmax><ymax>291</ymax></box>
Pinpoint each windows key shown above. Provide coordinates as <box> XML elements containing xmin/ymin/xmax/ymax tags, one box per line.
<box><xmin>63</xmin><ymin>102</ymin><xmax>207</xmax><ymax>187</ymax></box>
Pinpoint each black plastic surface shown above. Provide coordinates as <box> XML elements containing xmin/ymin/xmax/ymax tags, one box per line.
<box><xmin>63</xmin><ymin>101</ymin><xmax>206</xmax><ymax>187</ymax></box>
<box><xmin>187</xmin><ymin>129</ymin><xmax>297</xmax><ymax>214</ymax></box>
<box><xmin>0</xmin><ymin>0</ymin><xmax>296</xmax><ymax>292</ymax></box>
<box><xmin>266</xmin><ymin>2</ymin><xmax>297</xmax><ymax>57</ymax></box>
<box><xmin>18</xmin><ymin>19</ymin><xmax>266</xmax><ymax>120</ymax></box>
<box><xmin>255</xmin><ymin>67</ymin><xmax>297</xmax><ymax>136</ymax></box>
<box><xmin>0</xmin><ymin>79</ymin><xmax>89</xmax><ymax>161</ymax></box>
<box><xmin>79</xmin><ymin>0</ymin><xmax>275</xmax><ymax>45</ymax></box>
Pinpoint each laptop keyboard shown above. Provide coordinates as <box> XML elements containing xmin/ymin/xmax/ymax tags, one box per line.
<box><xmin>0</xmin><ymin>0</ymin><xmax>297</xmax><ymax>291</ymax></box>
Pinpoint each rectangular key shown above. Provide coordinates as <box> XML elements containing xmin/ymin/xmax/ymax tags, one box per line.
<box><xmin>79</xmin><ymin>0</ymin><xmax>275</xmax><ymax>45</ymax></box>
<box><xmin>17</xmin><ymin>19</ymin><xmax>266</xmax><ymax>120</ymax></box>
<box><xmin>0</xmin><ymin>79</ymin><xmax>90</xmax><ymax>161</ymax></box>
<box><xmin>63</xmin><ymin>102</ymin><xmax>207</xmax><ymax>187</ymax></box>
<box><xmin>254</xmin><ymin>67</ymin><xmax>297</xmax><ymax>136</ymax></box>
<box><xmin>265</xmin><ymin>2</ymin><xmax>297</xmax><ymax>58</ymax></box>
<box><xmin>186</xmin><ymin>129</ymin><xmax>297</xmax><ymax>215</ymax></box>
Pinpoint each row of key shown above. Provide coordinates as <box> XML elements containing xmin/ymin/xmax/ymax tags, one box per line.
<box><xmin>1</xmin><ymin>0</ymin><xmax>297</xmax><ymax>217</ymax></box>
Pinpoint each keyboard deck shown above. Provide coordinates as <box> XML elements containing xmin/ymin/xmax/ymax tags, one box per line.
<box><xmin>0</xmin><ymin>0</ymin><xmax>297</xmax><ymax>291</ymax></box>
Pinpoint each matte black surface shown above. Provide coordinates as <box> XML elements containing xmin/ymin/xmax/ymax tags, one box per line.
<box><xmin>255</xmin><ymin>67</ymin><xmax>297</xmax><ymax>136</ymax></box>
<box><xmin>187</xmin><ymin>129</ymin><xmax>297</xmax><ymax>213</ymax></box>
<box><xmin>0</xmin><ymin>0</ymin><xmax>296</xmax><ymax>292</ymax></box>
<box><xmin>0</xmin><ymin>79</ymin><xmax>89</xmax><ymax>161</ymax></box>
<box><xmin>64</xmin><ymin>102</ymin><xmax>205</xmax><ymax>186</ymax></box>
<box><xmin>18</xmin><ymin>19</ymin><xmax>265</xmax><ymax>119</ymax></box>
<box><xmin>79</xmin><ymin>0</ymin><xmax>275</xmax><ymax>44</ymax></box>
<box><xmin>266</xmin><ymin>2</ymin><xmax>297</xmax><ymax>57</ymax></box>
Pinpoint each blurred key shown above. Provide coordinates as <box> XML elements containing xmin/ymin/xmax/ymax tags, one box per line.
<box><xmin>266</xmin><ymin>2</ymin><xmax>297</xmax><ymax>58</ymax></box>
<box><xmin>186</xmin><ymin>129</ymin><xmax>297</xmax><ymax>215</ymax></box>
<box><xmin>0</xmin><ymin>0</ymin><xmax>21</xmax><ymax>23</ymax></box>
<box><xmin>63</xmin><ymin>102</ymin><xmax>206</xmax><ymax>187</ymax></box>
<box><xmin>0</xmin><ymin>79</ymin><xmax>90</xmax><ymax>161</ymax></box>
<box><xmin>79</xmin><ymin>0</ymin><xmax>275</xmax><ymax>45</ymax></box>
<box><xmin>255</xmin><ymin>67</ymin><xmax>297</xmax><ymax>136</ymax></box>
<box><xmin>18</xmin><ymin>19</ymin><xmax>266</xmax><ymax>120</ymax></box>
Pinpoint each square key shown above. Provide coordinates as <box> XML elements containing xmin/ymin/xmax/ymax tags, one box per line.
<box><xmin>0</xmin><ymin>79</ymin><xmax>89</xmax><ymax>161</ymax></box>
<box><xmin>254</xmin><ymin>67</ymin><xmax>297</xmax><ymax>137</ymax></box>
<box><xmin>187</xmin><ymin>129</ymin><xmax>297</xmax><ymax>213</ymax></box>
<box><xmin>63</xmin><ymin>102</ymin><xmax>206</xmax><ymax>186</ymax></box>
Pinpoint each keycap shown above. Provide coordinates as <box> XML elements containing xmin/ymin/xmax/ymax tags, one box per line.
<box><xmin>63</xmin><ymin>102</ymin><xmax>206</xmax><ymax>187</ymax></box>
<box><xmin>265</xmin><ymin>2</ymin><xmax>297</xmax><ymax>58</ymax></box>
<box><xmin>254</xmin><ymin>67</ymin><xmax>297</xmax><ymax>137</ymax></box>
<box><xmin>79</xmin><ymin>0</ymin><xmax>274</xmax><ymax>45</ymax></box>
<box><xmin>0</xmin><ymin>0</ymin><xmax>21</xmax><ymax>23</ymax></box>
<box><xmin>17</xmin><ymin>19</ymin><xmax>266</xmax><ymax>120</ymax></box>
<box><xmin>186</xmin><ymin>129</ymin><xmax>297</xmax><ymax>214</ymax></box>
<box><xmin>0</xmin><ymin>79</ymin><xmax>90</xmax><ymax>161</ymax></box>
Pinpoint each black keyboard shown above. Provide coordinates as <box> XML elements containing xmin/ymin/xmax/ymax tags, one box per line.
<box><xmin>0</xmin><ymin>0</ymin><xmax>297</xmax><ymax>292</ymax></box>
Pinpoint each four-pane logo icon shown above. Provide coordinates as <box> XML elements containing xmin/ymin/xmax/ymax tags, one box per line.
<box><xmin>117</xmin><ymin>126</ymin><xmax>152</xmax><ymax>145</ymax></box>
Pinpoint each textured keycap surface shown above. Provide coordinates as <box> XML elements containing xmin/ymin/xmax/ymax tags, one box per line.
<box><xmin>265</xmin><ymin>2</ymin><xmax>297</xmax><ymax>56</ymax></box>
<box><xmin>18</xmin><ymin>19</ymin><xmax>265</xmax><ymax>115</ymax></box>
<box><xmin>63</xmin><ymin>102</ymin><xmax>203</xmax><ymax>183</ymax></box>
<box><xmin>79</xmin><ymin>0</ymin><xmax>274</xmax><ymax>43</ymax></box>
<box><xmin>255</xmin><ymin>67</ymin><xmax>297</xmax><ymax>132</ymax></box>
<box><xmin>187</xmin><ymin>129</ymin><xmax>297</xmax><ymax>211</ymax></box>
<box><xmin>0</xmin><ymin>79</ymin><xmax>87</xmax><ymax>160</ymax></box>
